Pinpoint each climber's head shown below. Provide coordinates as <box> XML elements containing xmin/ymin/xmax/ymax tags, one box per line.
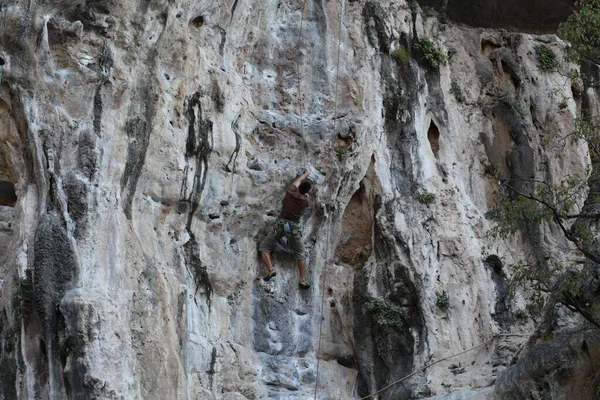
<box><xmin>299</xmin><ymin>180</ymin><xmax>312</xmax><ymax>195</ymax></box>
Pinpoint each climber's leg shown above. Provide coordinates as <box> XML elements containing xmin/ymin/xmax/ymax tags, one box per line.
<box><xmin>258</xmin><ymin>224</ymin><xmax>281</xmax><ymax>280</ymax></box>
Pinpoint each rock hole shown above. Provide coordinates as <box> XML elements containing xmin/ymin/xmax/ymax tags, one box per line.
<box><xmin>329</xmin><ymin>299</ymin><xmax>336</xmax><ymax>308</ymax></box>
<box><xmin>485</xmin><ymin>255</ymin><xmax>503</xmax><ymax>274</ymax></box>
<box><xmin>427</xmin><ymin>121</ymin><xmax>440</xmax><ymax>158</ymax></box>
<box><xmin>191</xmin><ymin>15</ymin><xmax>204</xmax><ymax>28</ymax></box>
<box><xmin>0</xmin><ymin>180</ymin><xmax>17</xmax><ymax>207</ymax></box>
<box><xmin>327</xmin><ymin>288</ymin><xmax>333</xmax><ymax>296</ymax></box>
<box><xmin>0</xmin><ymin>58</ymin><xmax>5</xmax><ymax>66</ymax></box>
<box><xmin>480</xmin><ymin>39</ymin><xmax>500</xmax><ymax>56</ymax></box>
<box><xmin>39</xmin><ymin>338</ymin><xmax>47</xmax><ymax>355</ymax></box>
<box><xmin>177</xmin><ymin>201</ymin><xmax>189</xmax><ymax>214</ymax></box>
<box><xmin>336</xmin><ymin>157</ymin><xmax>380</xmax><ymax>267</ymax></box>
<box><xmin>337</xmin><ymin>356</ymin><xmax>356</xmax><ymax>369</ymax></box>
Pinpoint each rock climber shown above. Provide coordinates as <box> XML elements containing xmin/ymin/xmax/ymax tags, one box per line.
<box><xmin>258</xmin><ymin>169</ymin><xmax>313</xmax><ymax>289</ymax></box>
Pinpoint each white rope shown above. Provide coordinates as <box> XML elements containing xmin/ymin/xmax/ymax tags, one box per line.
<box><xmin>314</xmin><ymin>1</ymin><xmax>345</xmax><ymax>398</ymax></box>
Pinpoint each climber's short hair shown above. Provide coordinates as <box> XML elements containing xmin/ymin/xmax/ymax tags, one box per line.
<box><xmin>299</xmin><ymin>180</ymin><xmax>312</xmax><ymax>195</ymax></box>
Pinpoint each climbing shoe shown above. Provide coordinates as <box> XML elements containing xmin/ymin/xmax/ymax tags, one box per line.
<box><xmin>264</xmin><ymin>270</ymin><xmax>277</xmax><ymax>281</ymax></box>
<box><xmin>299</xmin><ymin>280</ymin><xmax>311</xmax><ymax>289</ymax></box>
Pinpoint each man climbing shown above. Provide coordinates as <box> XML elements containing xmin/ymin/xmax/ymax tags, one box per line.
<box><xmin>258</xmin><ymin>169</ymin><xmax>313</xmax><ymax>289</ymax></box>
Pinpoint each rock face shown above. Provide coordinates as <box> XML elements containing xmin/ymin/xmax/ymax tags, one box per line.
<box><xmin>0</xmin><ymin>0</ymin><xmax>595</xmax><ymax>399</ymax></box>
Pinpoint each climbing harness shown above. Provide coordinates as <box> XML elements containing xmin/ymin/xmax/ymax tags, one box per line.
<box><xmin>275</xmin><ymin>218</ymin><xmax>301</xmax><ymax>237</ymax></box>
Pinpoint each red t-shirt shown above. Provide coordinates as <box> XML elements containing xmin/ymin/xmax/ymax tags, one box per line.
<box><xmin>279</xmin><ymin>185</ymin><xmax>309</xmax><ymax>222</ymax></box>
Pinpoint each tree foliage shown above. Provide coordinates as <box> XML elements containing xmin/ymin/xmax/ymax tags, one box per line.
<box><xmin>558</xmin><ymin>0</ymin><xmax>600</xmax><ymax>64</ymax></box>
<box><xmin>486</xmin><ymin>116</ymin><xmax>600</xmax><ymax>328</ymax></box>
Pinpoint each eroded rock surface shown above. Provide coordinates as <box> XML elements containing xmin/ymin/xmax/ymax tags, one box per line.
<box><xmin>0</xmin><ymin>0</ymin><xmax>595</xmax><ymax>399</ymax></box>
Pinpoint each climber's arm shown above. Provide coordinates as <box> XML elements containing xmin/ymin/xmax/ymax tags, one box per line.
<box><xmin>292</xmin><ymin>169</ymin><xmax>311</xmax><ymax>188</ymax></box>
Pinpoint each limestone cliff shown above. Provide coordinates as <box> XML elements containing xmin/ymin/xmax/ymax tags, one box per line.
<box><xmin>0</xmin><ymin>0</ymin><xmax>595</xmax><ymax>399</ymax></box>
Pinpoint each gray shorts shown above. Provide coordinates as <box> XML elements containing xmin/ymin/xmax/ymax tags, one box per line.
<box><xmin>258</xmin><ymin>220</ymin><xmax>306</xmax><ymax>260</ymax></box>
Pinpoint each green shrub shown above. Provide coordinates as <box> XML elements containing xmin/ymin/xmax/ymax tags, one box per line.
<box><xmin>335</xmin><ymin>146</ymin><xmax>348</xmax><ymax>161</ymax></box>
<box><xmin>514</xmin><ymin>309</ymin><xmax>528</xmax><ymax>320</ymax></box>
<box><xmin>450</xmin><ymin>81</ymin><xmax>466</xmax><ymax>103</ymax></box>
<box><xmin>414</xmin><ymin>38</ymin><xmax>448</xmax><ymax>69</ymax></box>
<box><xmin>535</xmin><ymin>44</ymin><xmax>558</xmax><ymax>72</ymax></box>
<box><xmin>436</xmin><ymin>291</ymin><xmax>451</xmax><ymax>311</ymax></box>
<box><xmin>497</xmin><ymin>93</ymin><xmax>524</xmax><ymax>116</ymax></box>
<box><xmin>14</xmin><ymin>273</ymin><xmax>34</xmax><ymax>318</ymax></box>
<box><xmin>366</xmin><ymin>298</ymin><xmax>404</xmax><ymax>329</ymax></box>
<box><xmin>408</xmin><ymin>0</ymin><xmax>419</xmax><ymax>13</ymax></box>
<box><xmin>418</xmin><ymin>192</ymin><xmax>436</xmax><ymax>204</ymax></box>
<box><xmin>391</xmin><ymin>47</ymin><xmax>410</xmax><ymax>66</ymax></box>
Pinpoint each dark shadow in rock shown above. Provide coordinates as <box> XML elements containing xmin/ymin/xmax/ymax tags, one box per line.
<box><xmin>0</xmin><ymin>180</ymin><xmax>16</xmax><ymax>207</ymax></box>
<box><xmin>484</xmin><ymin>255</ymin><xmax>510</xmax><ymax>329</ymax></box>
<box><xmin>427</xmin><ymin>120</ymin><xmax>440</xmax><ymax>159</ymax></box>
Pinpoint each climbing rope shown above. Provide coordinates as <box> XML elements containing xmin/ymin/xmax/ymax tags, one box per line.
<box><xmin>313</xmin><ymin>1</ymin><xmax>345</xmax><ymax>399</ymax></box>
<box><xmin>296</xmin><ymin>0</ymin><xmax>308</xmax><ymax>167</ymax></box>
<box><xmin>358</xmin><ymin>334</ymin><xmax>531</xmax><ymax>400</ymax></box>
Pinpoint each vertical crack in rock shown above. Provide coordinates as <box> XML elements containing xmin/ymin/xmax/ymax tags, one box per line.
<box><xmin>32</xmin><ymin>213</ymin><xmax>77</xmax><ymax>398</ymax></box>
<box><xmin>217</xmin><ymin>26</ymin><xmax>227</xmax><ymax>57</ymax></box>
<box><xmin>485</xmin><ymin>255</ymin><xmax>510</xmax><ymax>329</ymax></box>
<box><xmin>229</xmin><ymin>0</ymin><xmax>239</xmax><ymax>25</ymax></box>
<box><xmin>207</xmin><ymin>346</ymin><xmax>217</xmax><ymax>388</ymax></box>
<box><xmin>120</xmin><ymin>4</ymin><xmax>167</xmax><ymax>220</ymax></box>
<box><xmin>182</xmin><ymin>90</ymin><xmax>213</xmax><ymax>228</ymax></box>
<box><xmin>179</xmin><ymin>87</ymin><xmax>214</xmax><ymax>310</ymax></box>
<box><xmin>120</xmin><ymin>113</ymin><xmax>152</xmax><ymax>220</ymax></box>
<box><xmin>120</xmin><ymin>60</ymin><xmax>158</xmax><ymax>220</ymax></box>
<box><xmin>93</xmin><ymin>41</ymin><xmax>113</xmax><ymax>137</ymax></box>
<box><xmin>225</xmin><ymin>115</ymin><xmax>241</xmax><ymax>173</ymax></box>
<box><xmin>183</xmin><ymin>232</ymin><xmax>213</xmax><ymax>311</ymax></box>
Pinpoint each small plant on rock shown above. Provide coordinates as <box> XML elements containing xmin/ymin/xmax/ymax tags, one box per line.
<box><xmin>418</xmin><ymin>192</ymin><xmax>436</xmax><ymax>204</ymax></box>
<box><xmin>497</xmin><ymin>93</ymin><xmax>524</xmax><ymax>116</ymax></box>
<box><xmin>335</xmin><ymin>146</ymin><xmax>348</xmax><ymax>161</ymax></box>
<box><xmin>14</xmin><ymin>272</ymin><xmax>34</xmax><ymax>318</ymax></box>
<box><xmin>414</xmin><ymin>38</ymin><xmax>448</xmax><ymax>69</ymax></box>
<box><xmin>450</xmin><ymin>81</ymin><xmax>466</xmax><ymax>103</ymax></box>
<box><xmin>391</xmin><ymin>47</ymin><xmax>410</xmax><ymax>67</ymax></box>
<box><xmin>484</xmin><ymin>163</ymin><xmax>502</xmax><ymax>180</ymax></box>
<box><xmin>408</xmin><ymin>0</ymin><xmax>419</xmax><ymax>13</ymax></box>
<box><xmin>535</xmin><ymin>44</ymin><xmax>558</xmax><ymax>72</ymax></box>
<box><xmin>366</xmin><ymin>298</ymin><xmax>404</xmax><ymax>329</ymax></box>
<box><xmin>436</xmin><ymin>291</ymin><xmax>451</xmax><ymax>311</ymax></box>
<box><xmin>514</xmin><ymin>309</ymin><xmax>528</xmax><ymax>320</ymax></box>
